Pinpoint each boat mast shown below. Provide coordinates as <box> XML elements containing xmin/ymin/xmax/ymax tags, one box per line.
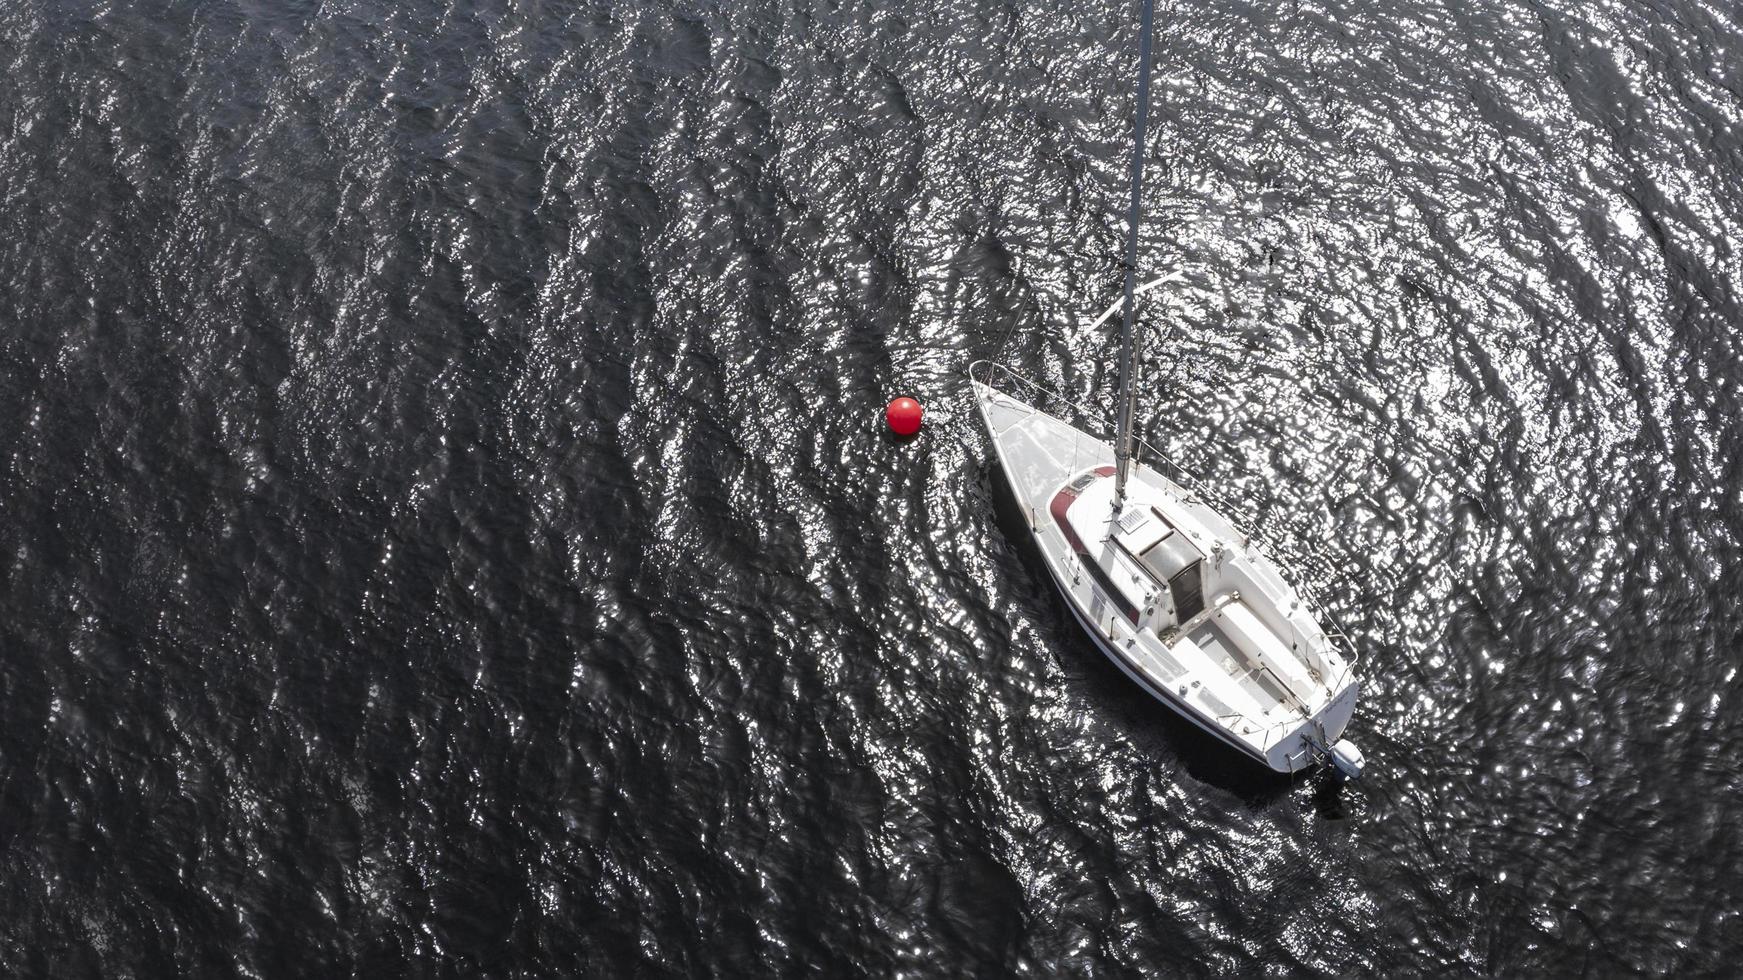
<box><xmin>1113</xmin><ymin>0</ymin><xmax>1157</xmax><ymax>510</ymax></box>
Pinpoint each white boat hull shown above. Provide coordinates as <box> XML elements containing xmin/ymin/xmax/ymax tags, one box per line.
<box><xmin>973</xmin><ymin>376</ymin><xmax>1361</xmax><ymax>775</ymax></box>
<box><xmin>1052</xmin><ymin>576</ymin><xmax>1276</xmax><ymax>767</ymax></box>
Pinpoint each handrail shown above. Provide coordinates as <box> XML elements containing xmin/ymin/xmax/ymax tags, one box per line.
<box><xmin>968</xmin><ymin>357</ymin><xmax>1363</xmax><ymax>665</ymax></box>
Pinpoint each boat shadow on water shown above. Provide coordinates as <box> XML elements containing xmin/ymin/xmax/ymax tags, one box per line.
<box><xmin>983</xmin><ymin>456</ymin><xmax>1350</xmax><ymax>812</ymax></box>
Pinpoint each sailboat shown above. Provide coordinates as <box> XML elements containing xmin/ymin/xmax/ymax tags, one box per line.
<box><xmin>970</xmin><ymin>0</ymin><xmax>1364</xmax><ymax>777</ymax></box>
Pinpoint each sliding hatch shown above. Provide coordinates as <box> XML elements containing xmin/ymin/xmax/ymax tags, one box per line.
<box><xmin>1115</xmin><ymin>506</ymin><xmax>1206</xmax><ymax>622</ymax></box>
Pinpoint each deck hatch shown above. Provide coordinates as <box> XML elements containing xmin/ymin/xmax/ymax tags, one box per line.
<box><xmin>1170</xmin><ymin>561</ymin><xmax>1204</xmax><ymax>622</ymax></box>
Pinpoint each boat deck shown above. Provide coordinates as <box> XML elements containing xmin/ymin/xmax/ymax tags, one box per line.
<box><xmin>971</xmin><ymin>376</ymin><xmax>1362</xmax><ymax>773</ymax></box>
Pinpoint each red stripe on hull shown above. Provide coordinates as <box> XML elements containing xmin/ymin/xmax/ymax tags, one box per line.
<box><xmin>1048</xmin><ymin>468</ymin><xmax>1138</xmax><ymax>625</ymax></box>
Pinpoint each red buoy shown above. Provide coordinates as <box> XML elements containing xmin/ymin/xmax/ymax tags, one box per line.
<box><xmin>886</xmin><ymin>396</ymin><xmax>923</xmax><ymax>436</ymax></box>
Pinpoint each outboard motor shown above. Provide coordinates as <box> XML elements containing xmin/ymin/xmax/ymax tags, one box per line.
<box><xmin>1329</xmin><ymin>739</ymin><xmax>1365</xmax><ymax>780</ymax></box>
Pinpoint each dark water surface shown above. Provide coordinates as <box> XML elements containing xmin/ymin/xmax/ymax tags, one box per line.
<box><xmin>3</xmin><ymin>0</ymin><xmax>1741</xmax><ymax>974</ymax></box>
